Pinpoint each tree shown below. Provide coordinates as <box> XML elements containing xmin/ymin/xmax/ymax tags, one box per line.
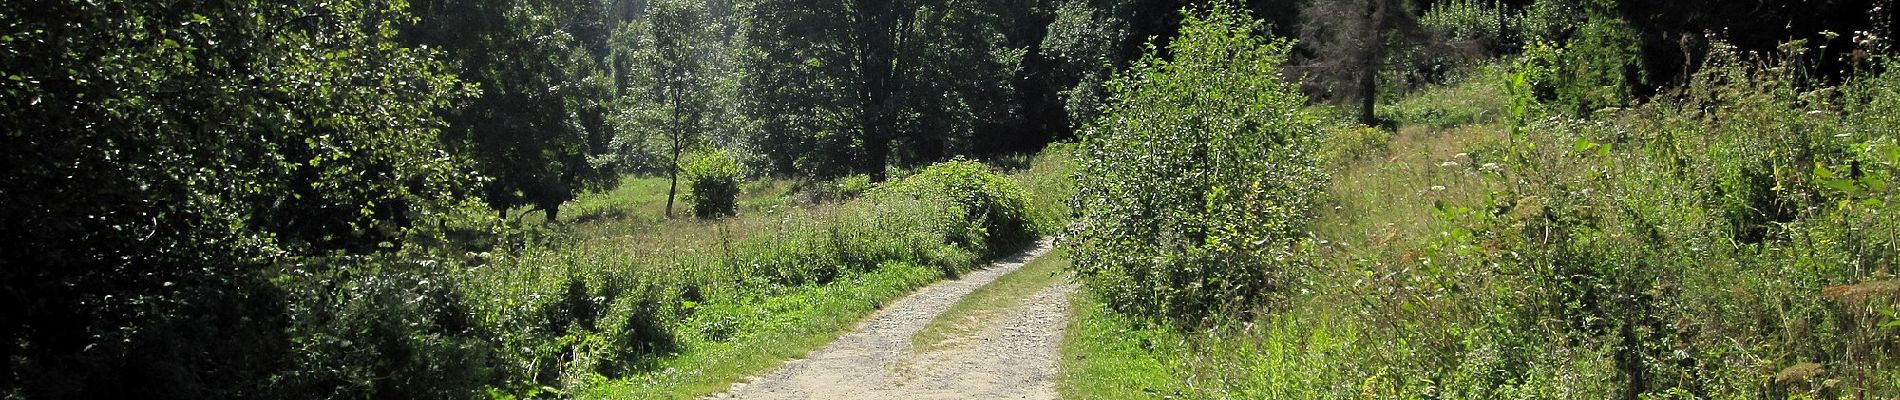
<box><xmin>406</xmin><ymin>0</ymin><xmax>619</xmax><ymax>221</ymax></box>
<box><xmin>1297</xmin><ymin>0</ymin><xmax>1422</xmax><ymax>125</ymax></box>
<box><xmin>1040</xmin><ymin>0</ymin><xmax>1135</xmax><ymax>131</ymax></box>
<box><xmin>739</xmin><ymin>0</ymin><xmax>1022</xmax><ymax>181</ymax></box>
<box><xmin>619</xmin><ymin>0</ymin><xmax>721</xmax><ymax>218</ymax></box>
<box><xmin>0</xmin><ymin>0</ymin><xmax>470</xmax><ymax>396</ymax></box>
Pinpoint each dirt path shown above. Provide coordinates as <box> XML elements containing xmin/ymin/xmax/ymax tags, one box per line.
<box><xmin>706</xmin><ymin>240</ymin><xmax>1069</xmax><ymax>400</ymax></box>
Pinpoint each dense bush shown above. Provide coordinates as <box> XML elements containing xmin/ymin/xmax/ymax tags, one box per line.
<box><xmin>1513</xmin><ymin>9</ymin><xmax>1645</xmax><ymax>116</ymax></box>
<box><xmin>0</xmin><ymin>2</ymin><xmax>473</xmax><ymax>398</ymax></box>
<box><xmin>1069</xmin><ymin>4</ymin><xmax>1326</xmax><ymax>326</ymax></box>
<box><xmin>874</xmin><ymin>159</ymin><xmax>1037</xmax><ymax>258</ymax></box>
<box><xmin>682</xmin><ymin>148</ymin><xmax>744</xmax><ymax>219</ymax></box>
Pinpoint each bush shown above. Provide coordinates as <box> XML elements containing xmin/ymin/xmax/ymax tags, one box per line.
<box><xmin>874</xmin><ymin>159</ymin><xmax>1036</xmax><ymax>258</ymax></box>
<box><xmin>1514</xmin><ymin>11</ymin><xmax>1645</xmax><ymax>116</ymax></box>
<box><xmin>681</xmin><ymin>148</ymin><xmax>743</xmax><ymax>219</ymax></box>
<box><xmin>1421</xmin><ymin>0</ymin><xmax>1513</xmax><ymax>51</ymax></box>
<box><xmin>1068</xmin><ymin>4</ymin><xmax>1326</xmax><ymax>326</ymax></box>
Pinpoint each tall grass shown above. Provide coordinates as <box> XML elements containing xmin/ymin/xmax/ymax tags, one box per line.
<box><xmin>1063</xmin><ymin>44</ymin><xmax>1900</xmax><ymax>398</ymax></box>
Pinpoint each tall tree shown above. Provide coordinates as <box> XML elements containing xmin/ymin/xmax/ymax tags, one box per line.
<box><xmin>1297</xmin><ymin>0</ymin><xmax>1422</xmax><ymax>125</ymax></box>
<box><xmin>739</xmin><ymin>0</ymin><xmax>1022</xmax><ymax>181</ymax></box>
<box><xmin>406</xmin><ymin>0</ymin><xmax>618</xmax><ymax>221</ymax></box>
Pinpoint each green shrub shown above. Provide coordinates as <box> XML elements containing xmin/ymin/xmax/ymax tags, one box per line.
<box><xmin>1422</xmin><ymin>0</ymin><xmax>1512</xmax><ymax>50</ymax></box>
<box><xmin>1514</xmin><ymin>11</ymin><xmax>1645</xmax><ymax>117</ymax></box>
<box><xmin>875</xmin><ymin>159</ymin><xmax>1036</xmax><ymax>258</ymax></box>
<box><xmin>682</xmin><ymin>148</ymin><xmax>743</xmax><ymax>220</ymax></box>
<box><xmin>807</xmin><ymin>174</ymin><xmax>874</xmax><ymax>203</ymax></box>
<box><xmin>1512</xmin><ymin>0</ymin><xmax>1585</xmax><ymax>45</ymax></box>
<box><xmin>833</xmin><ymin>174</ymin><xmax>874</xmax><ymax>200</ymax></box>
<box><xmin>1069</xmin><ymin>4</ymin><xmax>1326</xmax><ymax>326</ymax></box>
<box><xmin>274</xmin><ymin>258</ymin><xmax>500</xmax><ymax>399</ymax></box>
<box><xmin>1445</xmin><ymin>41</ymin><xmax>1900</xmax><ymax>397</ymax></box>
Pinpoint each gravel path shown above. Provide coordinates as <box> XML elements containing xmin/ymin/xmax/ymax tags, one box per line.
<box><xmin>707</xmin><ymin>240</ymin><xmax>1069</xmax><ymax>400</ymax></box>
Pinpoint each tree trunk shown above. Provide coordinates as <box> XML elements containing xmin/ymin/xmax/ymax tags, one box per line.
<box><xmin>666</xmin><ymin>145</ymin><xmax>681</xmax><ymax>218</ymax></box>
<box><xmin>1359</xmin><ymin>64</ymin><xmax>1377</xmax><ymax>126</ymax></box>
<box><xmin>866</xmin><ymin>131</ymin><xmax>891</xmax><ymax>182</ymax></box>
<box><xmin>665</xmin><ymin>88</ymin><xmax>686</xmax><ymax>218</ymax></box>
<box><xmin>1359</xmin><ymin>0</ymin><xmax>1382</xmax><ymax>126</ymax></box>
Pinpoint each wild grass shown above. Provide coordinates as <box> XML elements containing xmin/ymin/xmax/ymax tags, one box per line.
<box><xmin>1384</xmin><ymin>63</ymin><xmax>1512</xmax><ymax>129</ymax></box>
<box><xmin>583</xmin><ymin>262</ymin><xmax>942</xmax><ymax>399</ymax></box>
<box><xmin>1063</xmin><ymin>49</ymin><xmax>1900</xmax><ymax>398</ymax></box>
<box><xmin>1057</xmin><ymin>288</ymin><xmax>1191</xmax><ymax>400</ymax></box>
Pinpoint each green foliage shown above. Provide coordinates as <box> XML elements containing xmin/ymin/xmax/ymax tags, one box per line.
<box><xmin>1421</xmin><ymin>0</ymin><xmax>1512</xmax><ymax>50</ymax></box>
<box><xmin>682</xmin><ymin>148</ymin><xmax>743</xmax><ymax>220</ymax></box>
<box><xmin>1070</xmin><ymin>4</ymin><xmax>1326</xmax><ymax>326</ymax></box>
<box><xmin>405</xmin><ymin>0</ymin><xmax>620</xmax><ymax>221</ymax></box>
<box><xmin>875</xmin><ymin>159</ymin><xmax>1037</xmax><ymax>258</ymax></box>
<box><xmin>833</xmin><ymin>175</ymin><xmax>875</xmax><ymax>200</ymax></box>
<box><xmin>1041</xmin><ymin>0</ymin><xmax>1136</xmax><ymax>129</ymax></box>
<box><xmin>1386</xmin><ymin>63</ymin><xmax>1514</xmax><ymax>128</ymax></box>
<box><xmin>737</xmin><ymin>0</ymin><xmax>1027</xmax><ymax>180</ymax></box>
<box><xmin>460</xmin><ymin>163</ymin><xmax>1044</xmax><ymax>396</ymax></box>
<box><xmin>1318</xmin><ymin>125</ymin><xmax>1395</xmax><ymax>167</ymax></box>
<box><xmin>0</xmin><ymin>0</ymin><xmax>473</xmax><ymax>397</ymax></box>
<box><xmin>1512</xmin><ymin>11</ymin><xmax>1645</xmax><ymax>116</ymax></box>
<box><xmin>1011</xmin><ymin>143</ymin><xmax>1081</xmax><ymax>235</ymax></box>
<box><xmin>1513</xmin><ymin>0</ymin><xmax>1585</xmax><ymax>44</ymax></box>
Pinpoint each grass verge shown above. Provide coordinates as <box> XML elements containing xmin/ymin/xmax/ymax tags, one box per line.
<box><xmin>1056</xmin><ymin>287</ymin><xmax>1190</xmax><ymax>400</ymax></box>
<box><xmin>582</xmin><ymin>262</ymin><xmax>941</xmax><ymax>399</ymax></box>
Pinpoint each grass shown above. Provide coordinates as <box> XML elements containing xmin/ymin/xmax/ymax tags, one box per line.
<box><xmin>1062</xmin><ymin>49</ymin><xmax>1900</xmax><ymax>398</ymax></box>
<box><xmin>1006</xmin><ymin>143</ymin><xmax>1077</xmax><ymax>235</ymax></box>
<box><xmin>911</xmin><ymin>247</ymin><xmax>1069</xmax><ymax>353</ymax></box>
<box><xmin>583</xmin><ymin>262</ymin><xmax>942</xmax><ymax>399</ymax></box>
<box><xmin>444</xmin><ymin>154</ymin><xmax>1081</xmax><ymax>400</ymax></box>
<box><xmin>1056</xmin><ymin>288</ymin><xmax>1190</xmax><ymax>399</ymax></box>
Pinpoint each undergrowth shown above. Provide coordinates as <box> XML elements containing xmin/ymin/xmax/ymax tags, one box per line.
<box><xmin>1063</xmin><ymin>35</ymin><xmax>1900</xmax><ymax>399</ymax></box>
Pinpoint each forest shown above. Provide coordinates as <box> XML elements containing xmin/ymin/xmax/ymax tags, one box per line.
<box><xmin>1</xmin><ymin>0</ymin><xmax>1896</xmax><ymax>399</ymax></box>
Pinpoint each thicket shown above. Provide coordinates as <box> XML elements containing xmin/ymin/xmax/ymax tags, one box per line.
<box><xmin>0</xmin><ymin>1</ymin><xmax>474</xmax><ymax>397</ymax></box>
<box><xmin>681</xmin><ymin>148</ymin><xmax>743</xmax><ymax>220</ymax></box>
<box><xmin>1428</xmin><ymin>42</ymin><xmax>1900</xmax><ymax>397</ymax></box>
<box><xmin>1068</xmin><ymin>4</ymin><xmax>1327</xmax><ymax>326</ymax></box>
<box><xmin>1111</xmin><ymin>35</ymin><xmax>1900</xmax><ymax>400</ymax></box>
